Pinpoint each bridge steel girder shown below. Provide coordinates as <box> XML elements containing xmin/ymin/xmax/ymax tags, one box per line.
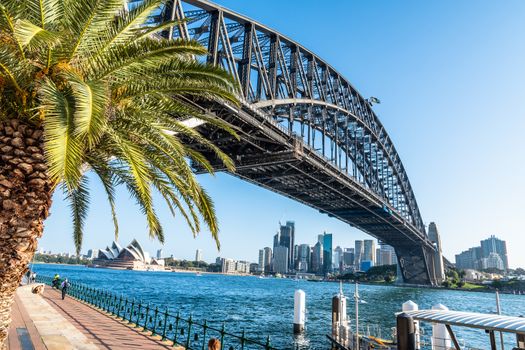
<box><xmin>162</xmin><ymin>0</ymin><xmax>439</xmax><ymax>285</ymax></box>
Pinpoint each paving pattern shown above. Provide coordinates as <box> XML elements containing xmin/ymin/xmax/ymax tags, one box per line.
<box><xmin>41</xmin><ymin>289</ymin><xmax>177</xmax><ymax>350</ymax></box>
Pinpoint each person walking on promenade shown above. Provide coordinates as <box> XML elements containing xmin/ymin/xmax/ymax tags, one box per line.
<box><xmin>208</xmin><ymin>338</ymin><xmax>220</xmax><ymax>350</ymax></box>
<box><xmin>61</xmin><ymin>279</ymin><xmax>71</xmax><ymax>300</ymax></box>
<box><xmin>52</xmin><ymin>274</ymin><xmax>60</xmax><ymax>289</ymax></box>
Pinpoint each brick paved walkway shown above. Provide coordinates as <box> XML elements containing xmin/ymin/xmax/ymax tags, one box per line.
<box><xmin>8</xmin><ymin>293</ymin><xmax>46</xmax><ymax>350</ymax></box>
<box><xmin>41</xmin><ymin>289</ymin><xmax>177</xmax><ymax>350</ymax></box>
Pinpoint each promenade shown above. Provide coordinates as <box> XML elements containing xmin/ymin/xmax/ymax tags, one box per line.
<box><xmin>8</xmin><ymin>285</ymin><xmax>177</xmax><ymax>349</ymax></box>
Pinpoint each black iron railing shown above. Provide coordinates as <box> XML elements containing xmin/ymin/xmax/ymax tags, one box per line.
<box><xmin>36</xmin><ymin>275</ymin><xmax>276</xmax><ymax>350</ymax></box>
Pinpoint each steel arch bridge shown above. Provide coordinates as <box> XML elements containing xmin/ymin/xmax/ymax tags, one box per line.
<box><xmin>145</xmin><ymin>0</ymin><xmax>442</xmax><ymax>285</ymax></box>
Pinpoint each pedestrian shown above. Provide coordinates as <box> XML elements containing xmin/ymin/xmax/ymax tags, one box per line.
<box><xmin>31</xmin><ymin>272</ymin><xmax>36</xmax><ymax>283</ymax></box>
<box><xmin>52</xmin><ymin>273</ymin><xmax>60</xmax><ymax>289</ymax></box>
<box><xmin>208</xmin><ymin>338</ymin><xmax>220</xmax><ymax>350</ymax></box>
<box><xmin>61</xmin><ymin>278</ymin><xmax>71</xmax><ymax>300</ymax></box>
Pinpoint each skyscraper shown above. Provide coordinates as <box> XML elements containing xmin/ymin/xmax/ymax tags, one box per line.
<box><xmin>363</xmin><ymin>240</ymin><xmax>375</xmax><ymax>264</ymax></box>
<box><xmin>379</xmin><ymin>244</ymin><xmax>397</xmax><ymax>266</ymax></box>
<box><xmin>354</xmin><ymin>240</ymin><xmax>363</xmax><ymax>267</ymax></box>
<box><xmin>343</xmin><ymin>248</ymin><xmax>354</xmax><ymax>270</ymax></box>
<box><xmin>480</xmin><ymin>235</ymin><xmax>508</xmax><ymax>270</ymax></box>
<box><xmin>195</xmin><ymin>249</ymin><xmax>203</xmax><ymax>262</ymax></box>
<box><xmin>375</xmin><ymin>248</ymin><xmax>381</xmax><ymax>266</ymax></box>
<box><xmin>156</xmin><ymin>249</ymin><xmax>163</xmax><ymax>259</ymax></box>
<box><xmin>273</xmin><ymin>246</ymin><xmax>289</xmax><ymax>274</ymax></box>
<box><xmin>323</xmin><ymin>232</ymin><xmax>333</xmax><ymax>274</ymax></box>
<box><xmin>297</xmin><ymin>244</ymin><xmax>311</xmax><ymax>272</ymax></box>
<box><xmin>311</xmin><ymin>241</ymin><xmax>323</xmax><ymax>274</ymax></box>
<box><xmin>279</xmin><ymin>221</ymin><xmax>295</xmax><ymax>269</ymax></box>
<box><xmin>333</xmin><ymin>246</ymin><xmax>343</xmax><ymax>272</ymax></box>
<box><xmin>259</xmin><ymin>247</ymin><xmax>273</xmax><ymax>273</ymax></box>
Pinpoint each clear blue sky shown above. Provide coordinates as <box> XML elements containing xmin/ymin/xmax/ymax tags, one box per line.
<box><xmin>38</xmin><ymin>0</ymin><xmax>525</xmax><ymax>268</ymax></box>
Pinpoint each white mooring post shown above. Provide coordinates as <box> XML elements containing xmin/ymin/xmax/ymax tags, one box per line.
<box><xmin>402</xmin><ymin>300</ymin><xmax>420</xmax><ymax>350</ymax></box>
<box><xmin>294</xmin><ymin>289</ymin><xmax>306</xmax><ymax>333</ymax></box>
<box><xmin>431</xmin><ymin>303</ymin><xmax>451</xmax><ymax>350</ymax></box>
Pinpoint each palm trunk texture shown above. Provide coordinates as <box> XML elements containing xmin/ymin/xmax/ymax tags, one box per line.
<box><xmin>0</xmin><ymin>119</ymin><xmax>53</xmax><ymax>348</ymax></box>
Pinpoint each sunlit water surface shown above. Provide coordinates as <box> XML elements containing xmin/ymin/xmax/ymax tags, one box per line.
<box><xmin>33</xmin><ymin>264</ymin><xmax>525</xmax><ymax>349</ymax></box>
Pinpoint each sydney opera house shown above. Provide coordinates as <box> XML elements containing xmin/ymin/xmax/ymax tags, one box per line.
<box><xmin>92</xmin><ymin>239</ymin><xmax>165</xmax><ymax>271</ymax></box>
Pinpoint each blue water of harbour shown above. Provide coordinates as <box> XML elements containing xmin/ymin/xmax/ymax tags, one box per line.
<box><xmin>33</xmin><ymin>264</ymin><xmax>525</xmax><ymax>349</ymax></box>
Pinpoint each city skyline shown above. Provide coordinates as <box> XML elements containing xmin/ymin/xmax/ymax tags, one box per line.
<box><xmin>37</xmin><ymin>0</ymin><xmax>525</xmax><ymax>268</ymax></box>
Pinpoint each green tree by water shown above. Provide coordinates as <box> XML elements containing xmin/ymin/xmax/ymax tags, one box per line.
<box><xmin>0</xmin><ymin>0</ymin><xmax>238</xmax><ymax>345</ymax></box>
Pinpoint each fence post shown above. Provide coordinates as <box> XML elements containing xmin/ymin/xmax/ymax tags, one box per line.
<box><xmin>136</xmin><ymin>302</ymin><xmax>143</xmax><ymax>328</ymax></box>
<box><xmin>240</xmin><ymin>329</ymin><xmax>246</xmax><ymax>350</ymax></box>
<box><xmin>161</xmin><ymin>308</ymin><xmax>169</xmax><ymax>341</ymax></box>
<box><xmin>201</xmin><ymin>320</ymin><xmax>208</xmax><ymax>350</ymax></box>
<box><xmin>185</xmin><ymin>315</ymin><xmax>193</xmax><ymax>349</ymax></box>
<box><xmin>144</xmin><ymin>304</ymin><xmax>150</xmax><ymax>330</ymax></box>
<box><xmin>152</xmin><ymin>306</ymin><xmax>159</xmax><ymax>335</ymax></box>
<box><xmin>220</xmin><ymin>323</ymin><xmax>225</xmax><ymax>350</ymax></box>
<box><xmin>173</xmin><ymin>311</ymin><xmax>180</xmax><ymax>345</ymax></box>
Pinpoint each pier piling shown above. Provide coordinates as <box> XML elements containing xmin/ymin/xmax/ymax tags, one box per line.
<box><xmin>396</xmin><ymin>312</ymin><xmax>416</xmax><ymax>350</ymax></box>
<box><xmin>293</xmin><ymin>289</ymin><xmax>306</xmax><ymax>333</ymax></box>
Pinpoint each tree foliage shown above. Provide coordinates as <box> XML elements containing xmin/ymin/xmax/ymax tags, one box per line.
<box><xmin>0</xmin><ymin>0</ymin><xmax>239</xmax><ymax>253</ymax></box>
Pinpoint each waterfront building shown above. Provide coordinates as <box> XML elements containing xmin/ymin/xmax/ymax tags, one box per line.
<box><xmin>456</xmin><ymin>247</ymin><xmax>483</xmax><ymax>270</ymax></box>
<box><xmin>333</xmin><ymin>246</ymin><xmax>343</xmax><ymax>272</ymax></box>
<box><xmin>273</xmin><ymin>246</ymin><xmax>289</xmax><ymax>274</ymax></box>
<box><xmin>87</xmin><ymin>249</ymin><xmax>99</xmax><ymax>259</ymax></box>
<box><xmin>93</xmin><ymin>240</ymin><xmax>164</xmax><ymax>270</ymax></box>
<box><xmin>354</xmin><ymin>240</ymin><xmax>363</xmax><ymax>267</ymax></box>
<box><xmin>480</xmin><ymin>235</ymin><xmax>508</xmax><ymax>270</ymax></box>
<box><xmin>375</xmin><ymin>248</ymin><xmax>381</xmax><ymax>266</ymax></box>
<box><xmin>195</xmin><ymin>249</ymin><xmax>203</xmax><ymax>262</ymax></box>
<box><xmin>428</xmin><ymin>222</ymin><xmax>445</xmax><ymax>283</ymax></box>
<box><xmin>236</xmin><ymin>261</ymin><xmax>250</xmax><ymax>274</ymax></box>
<box><xmin>343</xmin><ymin>248</ymin><xmax>354</xmax><ymax>271</ymax></box>
<box><xmin>296</xmin><ymin>244</ymin><xmax>311</xmax><ymax>272</ymax></box>
<box><xmin>363</xmin><ymin>240</ymin><xmax>375</xmax><ymax>264</ymax></box>
<box><xmin>157</xmin><ymin>249</ymin><xmax>163</xmax><ymax>259</ymax></box>
<box><xmin>249</xmin><ymin>263</ymin><xmax>259</xmax><ymax>273</ymax></box>
<box><xmin>379</xmin><ymin>244</ymin><xmax>397</xmax><ymax>266</ymax></box>
<box><xmin>456</xmin><ymin>235</ymin><xmax>508</xmax><ymax>271</ymax></box>
<box><xmin>258</xmin><ymin>247</ymin><xmax>272</xmax><ymax>273</ymax></box>
<box><xmin>311</xmin><ymin>242</ymin><xmax>323</xmax><ymax>274</ymax></box>
<box><xmin>221</xmin><ymin>258</ymin><xmax>237</xmax><ymax>273</ymax></box>
<box><xmin>322</xmin><ymin>232</ymin><xmax>333</xmax><ymax>274</ymax></box>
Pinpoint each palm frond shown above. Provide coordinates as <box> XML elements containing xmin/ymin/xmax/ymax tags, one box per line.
<box><xmin>63</xmin><ymin>175</ymin><xmax>90</xmax><ymax>255</ymax></box>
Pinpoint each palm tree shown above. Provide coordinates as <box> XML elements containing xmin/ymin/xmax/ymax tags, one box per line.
<box><xmin>0</xmin><ymin>0</ymin><xmax>238</xmax><ymax>344</ymax></box>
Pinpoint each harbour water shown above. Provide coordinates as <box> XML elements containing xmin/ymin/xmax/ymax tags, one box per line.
<box><xmin>33</xmin><ymin>264</ymin><xmax>525</xmax><ymax>349</ymax></box>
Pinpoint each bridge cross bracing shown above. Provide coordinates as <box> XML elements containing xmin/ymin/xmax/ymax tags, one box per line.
<box><xmin>129</xmin><ymin>0</ymin><xmax>443</xmax><ymax>285</ymax></box>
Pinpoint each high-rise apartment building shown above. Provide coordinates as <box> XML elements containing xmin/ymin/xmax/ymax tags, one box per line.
<box><xmin>379</xmin><ymin>244</ymin><xmax>397</xmax><ymax>266</ymax></box>
<box><xmin>343</xmin><ymin>248</ymin><xmax>354</xmax><ymax>270</ymax></box>
<box><xmin>375</xmin><ymin>248</ymin><xmax>381</xmax><ymax>266</ymax></box>
<box><xmin>157</xmin><ymin>249</ymin><xmax>163</xmax><ymax>259</ymax></box>
<box><xmin>363</xmin><ymin>240</ymin><xmax>376</xmax><ymax>264</ymax></box>
<box><xmin>455</xmin><ymin>235</ymin><xmax>508</xmax><ymax>271</ymax></box>
<box><xmin>480</xmin><ymin>235</ymin><xmax>508</xmax><ymax>270</ymax></box>
<box><xmin>354</xmin><ymin>240</ymin><xmax>364</xmax><ymax>267</ymax></box>
<box><xmin>273</xmin><ymin>246</ymin><xmax>289</xmax><ymax>274</ymax></box>
<box><xmin>263</xmin><ymin>247</ymin><xmax>272</xmax><ymax>272</ymax></box>
<box><xmin>195</xmin><ymin>249</ymin><xmax>203</xmax><ymax>262</ymax></box>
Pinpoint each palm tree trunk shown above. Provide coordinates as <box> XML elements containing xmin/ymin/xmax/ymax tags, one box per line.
<box><xmin>0</xmin><ymin>119</ymin><xmax>53</xmax><ymax>348</ymax></box>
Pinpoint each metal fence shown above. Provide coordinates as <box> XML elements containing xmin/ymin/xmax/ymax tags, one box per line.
<box><xmin>36</xmin><ymin>275</ymin><xmax>277</xmax><ymax>350</ymax></box>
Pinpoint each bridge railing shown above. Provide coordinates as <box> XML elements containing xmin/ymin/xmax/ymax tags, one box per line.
<box><xmin>36</xmin><ymin>275</ymin><xmax>276</xmax><ymax>350</ymax></box>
